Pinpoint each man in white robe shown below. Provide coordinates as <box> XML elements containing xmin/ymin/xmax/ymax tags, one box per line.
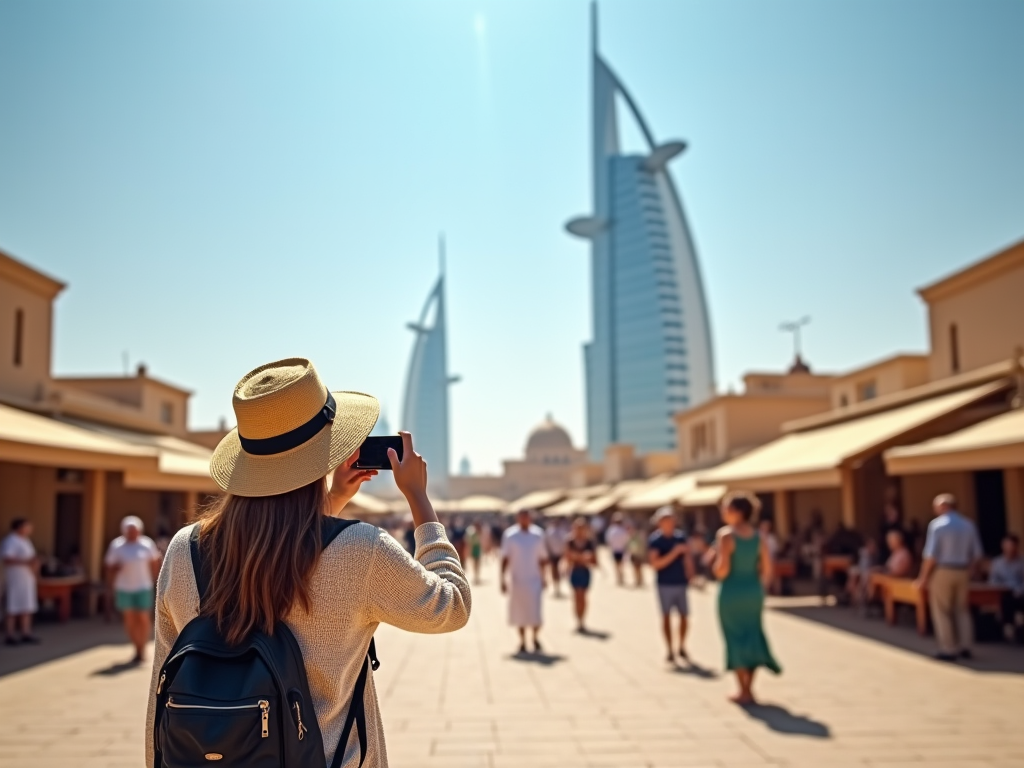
<box><xmin>2</xmin><ymin>518</ymin><xmax>40</xmax><ymax>645</ymax></box>
<box><xmin>501</xmin><ymin>510</ymin><xmax>548</xmax><ymax>654</ymax></box>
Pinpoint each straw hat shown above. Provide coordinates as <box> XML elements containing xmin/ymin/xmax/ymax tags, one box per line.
<box><xmin>210</xmin><ymin>358</ymin><xmax>379</xmax><ymax>497</ymax></box>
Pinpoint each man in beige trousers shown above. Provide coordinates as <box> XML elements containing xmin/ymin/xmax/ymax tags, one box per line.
<box><xmin>914</xmin><ymin>494</ymin><xmax>984</xmax><ymax>662</ymax></box>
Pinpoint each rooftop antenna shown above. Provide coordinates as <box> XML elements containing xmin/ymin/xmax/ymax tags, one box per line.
<box><xmin>122</xmin><ymin>350</ymin><xmax>130</xmax><ymax>376</ymax></box>
<box><xmin>780</xmin><ymin>316</ymin><xmax>811</xmax><ymax>373</ymax></box>
<box><xmin>591</xmin><ymin>1</ymin><xmax>598</xmax><ymax>54</ymax></box>
<box><xmin>438</xmin><ymin>232</ymin><xmax>446</xmax><ymax>276</ymax></box>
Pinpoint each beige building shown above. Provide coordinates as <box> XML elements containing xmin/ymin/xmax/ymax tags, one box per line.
<box><xmin>0</xmin><ymin>247</ymin><xmax>218</xmax><ymax>597</ymax></box>
<box><xmin>674</xmin><ymin>368</ymin><xmax>834</xmax><ymax>472</ymax></box>
<box><xmin>921</xmin><ymin>238</ymin><xmax>1024</xmax><ymax>381</ymax></box>
<box><xmin>697</xmin><ymin>237</ymin><xmax>1024</xmax><ymax>552</ymax></box>
<box><xmin>447</xmin><ymin>416</ymin><xmax>587</xmax><ymax>501</ymax></box>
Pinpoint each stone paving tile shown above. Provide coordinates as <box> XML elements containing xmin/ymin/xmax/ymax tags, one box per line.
<box><xmin>0</xmin><ymin>551</ymin><xmax>1022</xmax><ymax>767</ymax></box>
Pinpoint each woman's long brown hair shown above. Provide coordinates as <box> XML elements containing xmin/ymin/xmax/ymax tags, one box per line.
<box><xmin>197</xmin><ymin>479</ymin><xmax>326</xmax><ymax>645</ymax></box>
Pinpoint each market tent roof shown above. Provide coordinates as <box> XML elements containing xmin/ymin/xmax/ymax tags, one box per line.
<box><xmin>455</xmin><ymin>495</ymin><xmax>510</xmax><ymax>514</ymax></box>
<box><xmin>67</xmin><ymin>420</ymin><xmax>218</xmax><ymax>492</ymax></box>
<box><xmin>681</xmin><ymin>483</ymin><xmax>727</xmax><ymax>507</ymax></box>
<box><xmin>509</xmin><ymin>488</ymin><xmax>566</xmax><ymax>513</ymax></box>
<box><xmin>698</xmin><ymin>383</ymin><xmax>1003</xmax><ymax>491</ymax></box>
<box><xmin>580</xmin><ymin>477</ymin><xmax>667</xmax><ymax>515</ymax></box>
<box><xmin>0</xmin><ymin>402</ymin><xmax>157</xmax><ymax>471</ymax></box>
<box><xmin>346</xmin><ymin>491</ymin><xmax>394</xmax><ymax>516</ymax></box>
<box><xmin>620</xmin><ymin>473</ymin><xmax>700</xmax><ymax>510</ymax></box>
<box><xmin>885</xmin><ymin>407</ymin><xmax>1024</xmax><ymax>474</ymax></box>
<box><xmin>543</xmin><ymin>485</ymin><xmax>611</xmax><ymax>517</ymax></box>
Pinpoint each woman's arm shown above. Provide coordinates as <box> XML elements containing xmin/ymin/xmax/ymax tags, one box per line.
<box><xmin>365</xmin><ymin>526</ymin><xmax>471</xmax><ymax>634</ymax></box>
<box><xmin>712</xmin><ymin>529</ymin><xmax>734</xmax><ymax>580</ymax></box>
<box><xmin>759</xmin><ymin>536</ymin><xmax>774</xmax><ymax>590</ymax></box>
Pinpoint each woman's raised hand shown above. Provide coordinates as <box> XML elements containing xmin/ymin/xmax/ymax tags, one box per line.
<box><xmin>328</xmin><ymin>450</ymin><xmax>377</xmax><ymax>516</ymax></box>
<box><xmin>388</xmin><ymin>432</ymin><xmax>438</xmax><ymax>528</ymax></box>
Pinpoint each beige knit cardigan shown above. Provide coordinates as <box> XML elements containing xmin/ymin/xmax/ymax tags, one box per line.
<box><xmin>145</xmin><ymin>520</ymin><xmax>471</xmax><ymax>768</ymax></box>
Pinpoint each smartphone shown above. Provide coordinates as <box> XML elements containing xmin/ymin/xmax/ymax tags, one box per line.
<box><xmin>354</xmin><ymin>435</ymin><xmax>403</xmax><ymax>470</ymax></box>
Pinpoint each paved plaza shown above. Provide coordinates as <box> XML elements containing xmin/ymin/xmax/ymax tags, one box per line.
<box><xmin>1</xmin><ymin>554</ymin><xmax>1022</xmax><ymax>768</ymax></box>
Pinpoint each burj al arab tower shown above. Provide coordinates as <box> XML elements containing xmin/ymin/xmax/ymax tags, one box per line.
<box><xmin>566</xmin><ymin>3</ymin><xmax>715</xmax><ymax>460</ymax></box>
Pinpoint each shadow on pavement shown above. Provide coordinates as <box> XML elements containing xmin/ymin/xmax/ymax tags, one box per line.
<box><xmin>509</xmin><ymin>651</ymin><xmax>566</xmax><ymax>667</ymax></box>
<box><xmin>92</xmin><ymin>659</ymin><xmax>144</xmax><ymax>677</ymax></box>
<box><xmin>0</xmin><ymin>618</ymin><xmax>129</xmax><ymax>678</ymax></box>
<box><xmin>773</xmin><ymin>603</ymin><xmax>1024</xmax><ymax>674</ymax></box>
<box><xmin>578</xmin><ymin>628</ymin><xmax>611</xmax><ymax>640</ymax></box>
<box><xmin>670</xmin><ymin>660</ymin><xmax>717</xmax><ymax>679</ymax></box>
<box><xmin>741</xmin><ymin>703</ymin><xmax>830</xmax><ymax>737</ymax></box>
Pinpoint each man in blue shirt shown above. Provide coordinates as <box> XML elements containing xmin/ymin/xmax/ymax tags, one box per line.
<box><xmin>648</xmin><ymin>506</ymin><xmax>694</xmax><ymax>664</ymax></box>
<box><xmin>914</xmin><ymin>493</ymin><xmax>983</xmax><ymax>661</ymax></box>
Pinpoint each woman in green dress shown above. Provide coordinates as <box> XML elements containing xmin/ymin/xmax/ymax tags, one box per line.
<box><xmin>713</xmin><ymin>491</ymin><xmax>781</xmax><ymax>704</ymax></box>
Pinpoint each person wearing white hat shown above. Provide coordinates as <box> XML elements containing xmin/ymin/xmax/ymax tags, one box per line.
<box><xmin>105</xmin><ymin>514</ymin><xmax>162</xmax><ymax>663</ymax></box>
<box><xmin>145</xmin><ymin>358</ymin><xmax>471</xmax><ymax>768</ymax></box>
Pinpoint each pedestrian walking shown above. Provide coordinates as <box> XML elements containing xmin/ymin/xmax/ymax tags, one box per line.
<box><xmin>714</xmin><ymin>492</ymin><xmax>781</xmax><ymax>705</ymax></box>
<box><xmin>105</xmin><ymin>515</ymin><xmax>162</xmax><ymax>663</ymax></box>
<box><xmin>914</xmin><ymin>493</ymin><xmax>984</xmax><ymax>661</ymax></box>
<box><xmin>606</xmin><ymin>512</ymin><xmax>631</xmax><ymax>586</ymax></box>
<box><xmin>501</xmin><ymin>509</ymin><xmax>548</xmax><ymax>654</ymax></box>
<box><xmin>544</xmin><ymin>518</ymin><xmax>569</xmax><ymax>597</ymax></box>
<box><xmin>564</xmin><ymin>517</ymin><xmax>597</xmax><ymax>632</ymax></box>
<box><xmin>144</xmin><ymin>358</ymin><xmax>470</xmax><ymax>768</ymax></box>
<box><xmin>465</xmin><ymin>522</ymin><xmax>482</xmax><ymax>585</ymax></box>
<box><xmin>648</xmin><ymin>506</ymin><xmax>694</xmax><ymax>663</ymax></box>
<box><xmin>2</xmin><ymin>518</ymin><xmax>40</xmax><ymax>645</ymax></box>
<box><xmin>627</xmin><ymin>522</ymin><xmax>647</xmax><ymax>588</ymax></box>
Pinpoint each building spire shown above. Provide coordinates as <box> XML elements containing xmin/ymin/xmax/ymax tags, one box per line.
<box><xmin>591</xmin><ymin>1</ymin><xmax>598</xmax><ymax>55</ymax></box>
<box><xmin>438</xmin><ymin>232</ymin><xmax>446</xmax><ymax>277</ymax></box>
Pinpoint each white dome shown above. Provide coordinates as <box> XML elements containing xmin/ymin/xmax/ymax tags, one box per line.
<box><xmin>525</xmin><ymin>415</ymin><xmax>574</xmax><ymax>460</ymax></box>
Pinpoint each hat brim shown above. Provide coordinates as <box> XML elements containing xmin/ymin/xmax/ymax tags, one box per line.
<box><xmin>210</xmin><ymin>391</ymin><xmax>380</xmax><ymax>497</ymax></box>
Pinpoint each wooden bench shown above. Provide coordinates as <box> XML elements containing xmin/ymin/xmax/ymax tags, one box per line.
<box><xmin>823</xmin><ymin>555</ymin><xmax>853</xmax><ymax>580</ymax></box>
<box><xmin>774</xmin><ymin>559</ymin><xmax>796</xmax><ymax>579</ymax></box>
<box><xmin>869</xmin><ymin>573</ymin><xmax>1009</xmax><ymax>635</ymax></box>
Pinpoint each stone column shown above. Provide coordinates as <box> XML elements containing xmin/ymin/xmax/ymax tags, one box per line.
<box><xmin>184</xmin><ymin>490</ymin><xmax>199</xmax><ymax>524</ymax></box>
<box><xmin>774</xmin><ymin>490</ymin><xmax>792</xmax><ymax>537</ymax></box>
<box><xmin>840</xmin><ymin>466</ymin><xmax>857</xmax><ymax>529</ymax></box>
<box><xmin>1005</xmin><ymin>468</ymin><xmax>1024</xmax><ymax>538</ymax></box>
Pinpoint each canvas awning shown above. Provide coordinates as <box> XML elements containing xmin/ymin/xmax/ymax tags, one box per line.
<box><xmin>346</xmin><ymin>491</ymin><xmax>394</xmax><ymax>516</ymax></box>
<box><xmin>885</xmin><ymin>407</ymin><xmax>1024</xmax><ymax>474</ymax></box>
<box><xmin>0</xmin><ymin>403</ymin><xmax>157</xmax><ymax>471</ymax></box>
<box><xmin>698</xmin><ymin>383</ymin><xmax>1003</xmax><ymax>491</ymax></box>
<box><xmin>620</xmin><ymin>472</ymin><xmax>700</xmax><ymax>510</ymax></box>
<box><xmin>509</xmin><ymin>488</ymin><xmax>566</xmax><ymax>513</ymax></box>
<box><xmin>580</xmin><ymin>477</ymin><xmax>667</xmax><ymax>515</ymax></box>
<box><xmin>680</xmin><ymin>483</ymin><xmax>727</xmax><ymax>507</ymax></box>
<box><xmin>68</xmin><ymin>420</ymin><xmax>218</xmax><ymax>492</ymax></box>
<box><xmin>542</xmin><ymin>485</ymin><xmax>611</xmax><ymax>517</ymax></box>
<box><xmin>455</xmin><ymin>495</ymin><xmax>510</xmax><ymax>514</ymax></box>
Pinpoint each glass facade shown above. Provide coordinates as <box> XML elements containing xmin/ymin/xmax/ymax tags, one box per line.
<box><xmin>571</xmin><ymin>8</ymin><xmax>714</xmax><ymax>460</ymax></box>
<box><xmin>401</xmin><ymin>274</ymin><xmax>452</xmax><ymax>497</ymax></box>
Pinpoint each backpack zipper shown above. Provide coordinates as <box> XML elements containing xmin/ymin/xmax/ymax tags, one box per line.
<box><xmin>293</xmin><ymin>701</ymin><xmax>307</xmax><ymax>741</ymax></box>
<box><xmin>166</xmin><ymin>698</ymin><xmax>271</xmax><ymax>739</ymax></box>
<box><xmin>156</xmin><ymin>672</ymin><xmax>166</xmax><ymax>694</ymax></box>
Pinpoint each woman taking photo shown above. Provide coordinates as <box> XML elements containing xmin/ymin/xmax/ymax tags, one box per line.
<box><xmin>564</xmin><ymin>517</ymin><xmax>597</xmax><ymax>633</ymax></box>
<box><xmin>146</xmin><ymin>358</ymin><xmax>471</xmax><ymax>768</ymax></box>
<box><xmin>713</xmin><ymin>492</ymin><xmax>780</xmax><ymax>705</ymax></box>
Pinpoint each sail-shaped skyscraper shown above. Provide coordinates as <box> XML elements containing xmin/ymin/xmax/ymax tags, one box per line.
<box><xmin>566</xmin><ymin>4</ymin><xmax>715</xmax><ymax>460</ymax></box>
<box><xmin>401</xmin><ymin>238</ymin><xmax>458</xmax><ymax>497</ymax></box>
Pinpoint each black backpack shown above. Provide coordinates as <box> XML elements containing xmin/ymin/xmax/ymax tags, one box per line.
<box><xmin>153</xmin><ymin>518</ymin><xmax>379</xmax><ymax>768</ymax></box>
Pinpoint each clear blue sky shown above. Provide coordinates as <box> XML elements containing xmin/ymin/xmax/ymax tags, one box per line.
<box><xmin>2</xmin><ymin>0</ymin><xmax>1022</xmax><ymax>476</ymax></box>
